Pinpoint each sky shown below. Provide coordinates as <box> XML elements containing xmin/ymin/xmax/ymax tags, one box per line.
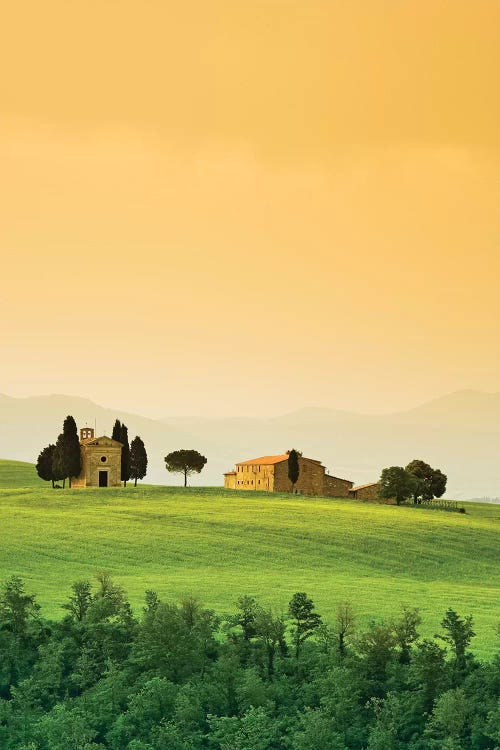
<box><xmin>1</xmin><ymin>0</ymin><xmax>499</xmax><ymax>418</ymax></box>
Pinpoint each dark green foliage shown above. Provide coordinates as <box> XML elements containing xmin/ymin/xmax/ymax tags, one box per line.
<box><xmin>111</xmin><ymin>419</ymin><xmax>122</xmax><ymax>443</ymax></box>
<box><xmin>164</xmin><ymin>450</ymin><xmax>208</xmax><ymax>487</ymax></box>
<box><xmin>35</xmin><ymin>444</ymin><xmax>56</xmax><ymax>487</ymax></box>
<box><xmin>52</xmin><ymin>433</ymin><xmax>67</xmax><ymax>487</ymax></box>
<box><xmin>336</xmin><ymin>600</ymin><xmax>356</xmax><ymax>658</ymax></box>
<box><xmin>356</xmin><ymin>620</ymin><xmax>396</xmax><ymax>688</ymax></box>
<box><xmin>288</xmin><ymin>592</ymin><xmax>322</xmax><ymax>658</ymax></box>
<box><xmin>119</xmin><ymin>423</ymin><xmax>131</xmax><ymax>486</ymax></box>
<box><xmin>287</xmin><ymin>449</ymin><xmax>301</xmax><ymax>492</ymax></box>
<box><xmin>0</xmin><ymin>576</ymin><xmax>39</xmax><ymax>637</ymax></box>
<box><xmin>437</xmin><ymin>608</ymin><xmax>476</xmax><ymax>675</ymax></box>
<box><xmin>392</xmin><ymin>606</ymin><xmax>421</xmax><ymax>664</ymax></box>
<box><xmin>61</xmin><ymin>581</ymin><xmax>93</xmax><ymax>621</ymax></box>
<box><xmin>431</xmin><ymin>468</ymin><xmax>448</xmax><ymax>499</ymax></box>
<box><xmin>41</xmin><ymin>415</ymin><xmax>81</xmax><ymax>489</ymax></box>
<box><xmin>379</xmin><ymin>466</ymin><xmax>416</xmax><ymax>505</ymax></box>
<box><xmin>0</xmin><ymin>576</ymin><xmax>496</xmax><ymax>750</ymax></box>
<box><xmin>253</xmin><ymin>607</ymin><xmax>287</xmax><ymax>678</ymax></box>
<box><xmin>130</xmin><ymin>436</ymin><xmax>148</xmax><ymax>487</ymax></box>
<box><xmin>406</xmin><ymin>459</ymin><xmax>448</xmax><ymax>503</ymax></box>
<box><xmin>62</xmin><ymin>415</ymin><xmax>82</xmax><ymax>488</ymax></box>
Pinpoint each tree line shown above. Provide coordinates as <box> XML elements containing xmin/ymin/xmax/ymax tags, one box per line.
<box><xmin>35</xmin><ymin>416</ymin><xmax>148</xmax><ymax>488</ymax></box>
<box><xmin>35</xmin><ymin>416</ymin><xmax>82</xmax><ymax>489</ymax></box>
<box><xmin>0</xmin><ymin>575</ymin><xmax>498</xmax><ymax>749</ymax></box>
<box><xmin>379</xmin><ymin>460</ymin><xmax>448</xmax><ymax>506</ymax></box>
<box><xmin>286</xmin><ymin>450</ymin><xmax>449</xmax><ymax>507</ymax></box>
<box><xmin>111</xmin><ymin>419</ymin><xmax>148</xmax><ymax>488</ymax></box>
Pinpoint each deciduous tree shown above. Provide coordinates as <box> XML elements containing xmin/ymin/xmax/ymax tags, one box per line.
<box><xmin>392</xmin><ymin>606</ymin><xmax>421</xmax><ymax>664</ymax></box>
<box><xmin>437</xmin><ymin>609</ymin><xmax>475</xmax><ymax>674</ymax></box>
<box><xmin>406</xmin><ymin>459</ymin><xmax>448</xmax><ymax>503</ymax></box>
<box><xmin>379</xmin><ymin>466</ymin><xmax>415</xmax><ymax>506</ymax></box>
<box><xmin>62</xmin><ymin>581</ymin><xmax>92</xmax><ymax>622</ymax></box>
<box><xmin>336</xmin><ymin>600</ymin><xmax>355</xmax><ymax>658</ymax></box>
<box><xmin>288</xmin><ymin>592</ymin><xmax>322</xmax><ymax>659</ymax></box>
<box><xmin>0</xmin><ymin>576</ymin><xmax>39</xmax><ymax>637</ymax></box>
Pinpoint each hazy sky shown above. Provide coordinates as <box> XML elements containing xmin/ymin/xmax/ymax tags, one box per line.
<box><xmin>1</xmin><ymin>0</ymin><xmax>499</xmax><ymax>417</ymax></box>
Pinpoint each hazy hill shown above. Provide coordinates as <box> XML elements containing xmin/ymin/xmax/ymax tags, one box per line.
<box><xmin>1</xmin><ymin>390</ymin><xmax>499</xmax><ymax>497</ymax></box>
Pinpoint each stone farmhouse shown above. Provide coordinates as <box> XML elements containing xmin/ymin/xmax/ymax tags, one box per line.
<box><xmin>224</xmin><ymin>453</ymin><xmax>353</xmax><ymax>497</ymax></box>
<box><xmin>71</xmin><ymin>427</ymin><xmax>122</xmax><ymax>488</ymax></box>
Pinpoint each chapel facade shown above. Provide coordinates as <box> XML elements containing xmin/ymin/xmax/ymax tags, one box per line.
<box><xmin>71</xmin><ymin>427</ymin><xmax>122</xmax><ymax>488</ymax></box>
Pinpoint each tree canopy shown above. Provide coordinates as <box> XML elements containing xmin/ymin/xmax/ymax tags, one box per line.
<box><xmin>36</xmin><ymin>443</ymin><xmax>57</xmax><ymax>487</ymax></box>
<box><xmin>406</xmin><ymin>459</ymin><xmax>447</xmax><ymax>503</ymax></box>
<box><xmin>164</xmin><ymin>449</ymin><xmax>207</xmax><ymax>487</ymax></box>
<box><xmin>379</xmin><ymin>466</ymin><xmax>416</xmax><ymax>506</ymax></box>
<box><xmin>0</xmin><ymin>574</ymin><xmax>493</xmax><ymax>750</ymax></box>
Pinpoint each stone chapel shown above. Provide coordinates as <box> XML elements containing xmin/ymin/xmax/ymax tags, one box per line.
<box><xmin>71</xmin><ymin>427</ymin><xmax>122</xmax><ymax>488</ymax></box>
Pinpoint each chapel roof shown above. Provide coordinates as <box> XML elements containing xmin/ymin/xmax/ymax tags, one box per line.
<box><xmin>80</xmin><ymin>435</ymin><xmax>123</xmax><ymax>446</ymax></box>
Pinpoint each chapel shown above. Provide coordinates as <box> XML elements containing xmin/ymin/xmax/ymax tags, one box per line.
<box><xmin>71</xmin><ymin>427</ymin><xmax>122</xmax><ymax>488</ymax></box>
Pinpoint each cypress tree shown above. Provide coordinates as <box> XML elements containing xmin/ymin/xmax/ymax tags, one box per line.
<box><xmin>52</xmin><ymin>433</ymin><xmax>67</xmax><ymax>488</ymax></box>
<box><xmin>111</xmin><ymin>419</ymin><xmax>122</xmax><ymax>442</ymax></box>
<box><xmin>62</xmin><ymin>415</ymin><xmax>81</xmax><ymax>488</ymax></box>
<box><xmin>36</xmin><ymin>444</ymin><xmax>57</xmax><ymax>487</ymax></box>
<box><xmin>287</xmin><ymin>449</ymin><xmax>301</xmax><ymax>493</ymax></box>
<box><xmin>129</xmin><ymin>436</ymin><xmax>148</xmax><ymax>487</ymax></box>
<box><xmin>120</xmin><ymin>423</ymin><xmax>131</xmax><ymax>487</ymax></box>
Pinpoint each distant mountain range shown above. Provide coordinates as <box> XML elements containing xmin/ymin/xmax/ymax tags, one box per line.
<box><xmin>1</xmin><ymin>390</ymin><xmax>499</xmax><ymax>498</ymax></box>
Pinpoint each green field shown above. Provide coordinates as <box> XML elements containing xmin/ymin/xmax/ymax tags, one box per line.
<box><xmin>0</xmin><ymin>458</ymin><xmax>45</xmax><ymax>489</ymax></box>
<box><xmin>0</xmin><ymin>459</ymin><xmax>498</xmax><ymax>657</ymax></box>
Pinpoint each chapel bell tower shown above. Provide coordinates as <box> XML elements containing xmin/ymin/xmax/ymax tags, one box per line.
<box><xmin>80</xmin><ymin>426</ymin><xmax>95</xmax><ymax>441</ymax></box>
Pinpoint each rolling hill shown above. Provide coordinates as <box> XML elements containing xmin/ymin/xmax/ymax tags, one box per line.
<box><xmin>0</xmin><ymin>458</ymin><xmax>44</xmax><ymax>488</ymax></box>
<box><xmin>0</xmin><ymin>479</ymin><xmax>498</xmax><ymax>657</ymax></box>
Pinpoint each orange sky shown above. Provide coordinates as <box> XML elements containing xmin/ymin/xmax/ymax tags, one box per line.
<box><xmin>1</xmin><ymin>0</ymin><xmax>499</xmax><ymax>417</ymax></box>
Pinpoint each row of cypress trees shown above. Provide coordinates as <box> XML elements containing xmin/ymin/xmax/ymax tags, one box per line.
<box><xmin>36</xmin><ymin>415</ymin><xmax>81</xmax><ymax>488</ymax></box>
<box><xmin>111</xmin><ymin>419</ymin><xmax>148</xmax><ymax>487</ymax></box>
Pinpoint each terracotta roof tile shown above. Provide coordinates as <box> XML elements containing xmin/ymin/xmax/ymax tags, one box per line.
<box><xmin>236</xmin><ymin>454</ymin><xmax>289</xmax><ymax>466</ymax></box>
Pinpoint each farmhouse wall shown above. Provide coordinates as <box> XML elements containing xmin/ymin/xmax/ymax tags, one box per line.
<box><xmin>233</xmin><ymin>463</ymin><xmax>276</xmax><ymax>491</ymax></box>
<box><xmin>323</xmin><ymin>474</ymin><xmax>354</xmax><ymax>497</ymax></box>
<box><xmin>223</xmin><ymin>472</ymin><xmax>237</xmax><ymax>489</ymax></box>
<box><xmin>273</xmin><ymin>457</ymin><xmax>325</xmax><ymax>495</ymax></box>
<box><xmin>349</xmin><ymin>482</ymin><xmax>386</xmax><ymax>502</ymax></box>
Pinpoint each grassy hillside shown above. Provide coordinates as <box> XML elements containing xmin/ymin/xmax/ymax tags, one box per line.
<box><xmin>0</xmin><ymin>482</ymin><xmax>498</xmax><ymax>657</ymax></box>
<box><xmin>0</xmin><ymin>458</ymin><xmax>44</xmax><ymax>488</ymax></box>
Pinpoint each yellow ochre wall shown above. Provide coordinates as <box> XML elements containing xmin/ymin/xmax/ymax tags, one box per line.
<box><xmin>225</xmin><ymin>456</ymin><xmax>354</xmax><ymax>497</ymax></box>
<box><xmin>231</xmin><ymin>463</ymin><xmax>276</xmax><ymax>491</ymax></box>
<box><xmin>72</xmin><ymin>437</ymin><xmax>122</xmax><ymax>488</ymax></box>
